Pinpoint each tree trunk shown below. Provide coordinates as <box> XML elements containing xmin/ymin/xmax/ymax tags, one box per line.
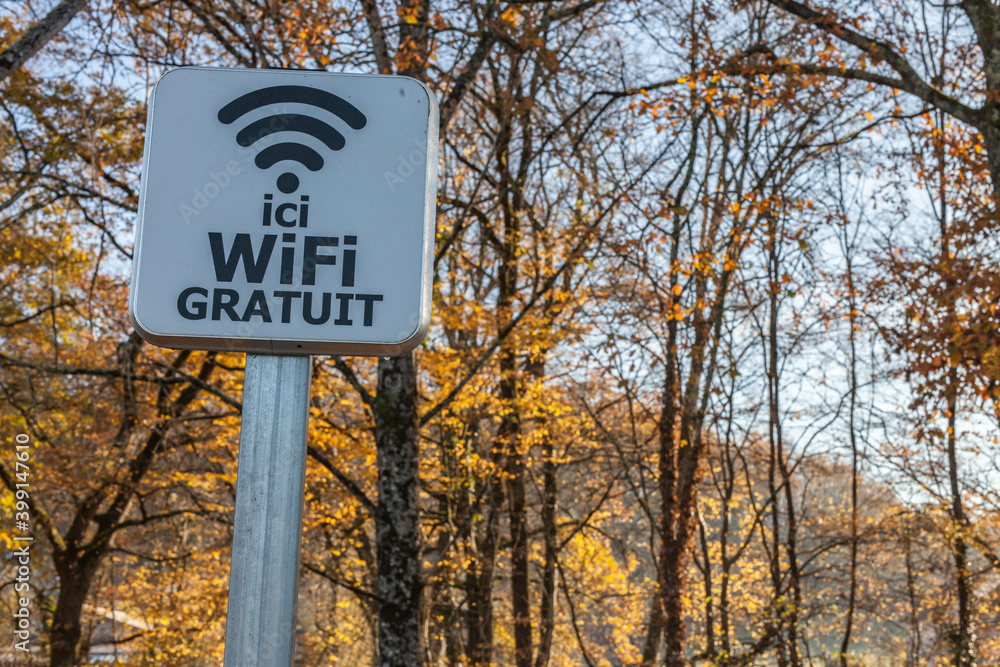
<box><xmin>718</xmin><ymin>435</ymin><xmax>737</xmax><ymax>661</ymax></box>
<box><xmin>375</xmin><ymin>353</ymin><xmax>424</xmax><ymax>667</ymax></box>
<box><xmin>640</xmin><ymin>595</ymin><xmax>665</xmax><ymax>667</ymax></box>
<box><xmin>946</xmin><ymin>377</ymin><xmax>975</xmax><ymax>666</ymax></box>
<box><xmin>49</xmin><ymin>555</ymin><xmax>98</xmax><ymax>667</ymax></box>
<box><xmin>936</xmin><ymin>107</ymin><xmax>975</xmax><ymax>667</ymax></box>
<box><xmin>508</xmin><ymin>445</ymin><xmax>532</xmax><ymax>667</ymax></box>
<box><xmin>655</xmin><ymin>108</ymin><xmax>747</xmax><ymax>667</ymax></box>
<box><xmin>696</xmin><ymin>511</ymin><xmax>716</xmax><ymax>661</ymax></box>
<box><xmin>905</xmin><ymin>534</ymin><xmax>921</xmax><ymax>667</ymax></box>
<box><xmin>661</xmin><ymin>345</ymin><xmax>716</xmax><ymax>667</ymax></box>
<box><xmin>535</xmin><ymin>419</ymin><xmax>557</xmax><ymax>667</ymax></box>
<box><xmin>371</xmin><ymin>2</ymin><xmax>431</xmax><ymax>665</ymax></box>
<box><xmin>657</xmin><ymin>311</ymin><xmax>683</xmax><ymax>667</ymax></box>
<box><xmin>840</xmin><ymin>226</ymin><xmax>861</xmax><ymax>667</ymax></box>
<box><xmin>660</xmin><ymin>248</ymin><xmax>740</xmax><ymax>666</ymax></box>
<box><xmin>466</xmin><ymin>497</ymin><xmax>501</xmax><ymax>666</ymax></box>
<box><xmin>765</xmin><ymin>213</ymin><xmax>801</xmax><ymax>667</ymax></box>
<box><xmin>498</xmin><ymin>104</ymin><xmax>533</xmax><ymax>667</ymax></box>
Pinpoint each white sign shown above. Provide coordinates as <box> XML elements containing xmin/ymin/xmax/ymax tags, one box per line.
<box><xmin>129</xmin><ymin>67</ymin><xmax>438</xmax><ymax>355</ymax></box>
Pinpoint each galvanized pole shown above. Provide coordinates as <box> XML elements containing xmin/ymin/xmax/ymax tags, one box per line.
<box><xmin>224</xmin><ymin>354</ymin><xmax>312</xmax><ymax>667</ymax></box>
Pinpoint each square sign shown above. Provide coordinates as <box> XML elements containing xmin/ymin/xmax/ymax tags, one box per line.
<box><xmin>129</xmin><ymin>67</ymin><xmax>438</xmax><ymax>356</ymax></box>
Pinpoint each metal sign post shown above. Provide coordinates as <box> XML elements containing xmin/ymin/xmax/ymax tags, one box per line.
<box><xmin>128</xmin><ymin>67</ymin><xmax>437</xmax><ymax>666</ymax></box>
<box><xmin>223</xmin><ymin>354</ymin><xmax>311</xmax><ymax>666</ymax></box>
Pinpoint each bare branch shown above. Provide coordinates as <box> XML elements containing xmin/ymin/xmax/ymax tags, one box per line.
<box><xmin>0</xmin><ymin>0</ymin><xmax>89</xmax><ymax>84</ymax></box>
<box><xmin>307</xmin><ymin>445</ymin><xmax>376</xmax><ymax>513</ymax></box>
<box><xmin>762</xmin><ymin>0</ymin><xmax>981</xmax><ymax>127</ymax></box>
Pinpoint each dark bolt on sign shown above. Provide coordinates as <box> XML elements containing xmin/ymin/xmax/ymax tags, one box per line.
<box><xmin>130</xmin><ymin>67</ymin><xmax>438</xmax><ymax>355</ymax></box>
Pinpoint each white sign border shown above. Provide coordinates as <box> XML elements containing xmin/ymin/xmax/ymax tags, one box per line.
<box><xmin>128</xmin><ymin>66</ymin><xmax>439</xmax><ymax>357</ymax></box>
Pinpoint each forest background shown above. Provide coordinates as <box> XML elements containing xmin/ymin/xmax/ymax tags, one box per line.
<box><xmin>2</xmin><ymin>0</ymin><xmax>1000</xmax><ymax>665</ymax></box>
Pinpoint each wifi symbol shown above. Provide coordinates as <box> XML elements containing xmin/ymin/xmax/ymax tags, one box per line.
<box><xmin>218</xmin><ymin>85</ymin><xmax>367</xmax><ymax>194</ymax></box>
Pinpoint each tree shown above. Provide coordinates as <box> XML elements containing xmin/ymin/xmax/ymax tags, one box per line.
<box><xmin>755</xmin><ymin>1</ymin><xmax>1000</xmax><ymax>196</ymax></box>
<box><xmin>0</xmin><ymin>0</ymin><xmax>89</xmax><ymax>83</ymax></box>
